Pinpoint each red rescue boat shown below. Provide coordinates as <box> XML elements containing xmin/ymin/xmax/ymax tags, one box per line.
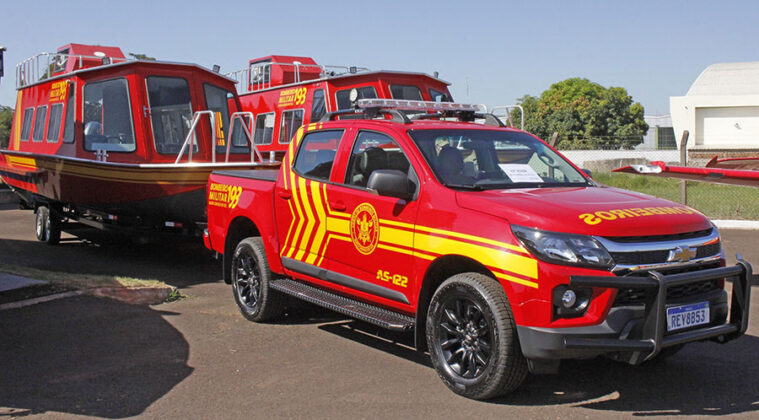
<box><xmin>0</xmin><ymin>43</ymin><xmax>274</xmax><ymax>241</ymax></box>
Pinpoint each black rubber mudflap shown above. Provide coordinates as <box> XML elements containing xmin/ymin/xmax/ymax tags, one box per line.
<box><xmin>270</xmin><ymin>278</ymin><xmax>415</xmax><ymax>332</ymax></box>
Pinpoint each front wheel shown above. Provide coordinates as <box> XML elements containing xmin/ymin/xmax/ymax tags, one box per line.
<box><xmin>426</xmin><ymin>273</ymin><xmax>527</xmax><ymax>400</ymax></box>
<box><xmin>231</xmin><ymin>237</ymin><xmax>285</xmax><ymax>322</ymax></box>
<box><xmin>35</xmin><ymin>206</ymin><xmax>61</xmax><ymax>245</ymax></box>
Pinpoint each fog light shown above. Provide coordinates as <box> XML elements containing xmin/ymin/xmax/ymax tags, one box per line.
<box><xmin>552</xmin><ymin>285</ymin><xmax>592</xmax><ymax>319</ymax></box>
<box><xmin>561</xmin><ymin>290</ymin><xmax>577</xmax><ymax>308</ymax></box>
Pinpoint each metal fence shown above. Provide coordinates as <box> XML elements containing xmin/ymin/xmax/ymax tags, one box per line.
<box><xmin>553</xmin><ymin>135</ymin><xmax>757</xmax><ymax>220</ymax></box>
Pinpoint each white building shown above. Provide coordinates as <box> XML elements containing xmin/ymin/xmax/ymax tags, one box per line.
<box><xmin>640</xmin><ymin>115</ymin><xmax>675</xmax><ymax>149</ymax></box>
<box><xmin>670</xmin><ymin>62</ymin><xmax>759</xmax><ymax>151</ymax></box>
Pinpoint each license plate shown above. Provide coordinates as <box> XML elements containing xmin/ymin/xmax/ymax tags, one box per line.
<box><xmin>666</xmin><ymin>301</ymin><xmax>710</xmax><ymax>332</ymax></box>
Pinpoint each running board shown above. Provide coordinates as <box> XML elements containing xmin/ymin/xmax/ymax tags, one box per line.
<box><xmin>270</xmin><ymin>278</ymin><xmax>415</xmax><ymax>332</ymax></box>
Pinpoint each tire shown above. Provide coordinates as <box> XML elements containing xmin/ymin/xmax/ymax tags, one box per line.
<box><xmin>231</xmin><ymin>237</ymin><xmax>285</xmax><ymax>322</ymax></box>
<box><xmin>426</xmin><ymin>273</ymin><xmax>528</xmax><ymax>400</ymax></box>
<box><xmin>35</xmin><ymin>206</ymin><xmax>61</xmax><ymax>245</ymax></box>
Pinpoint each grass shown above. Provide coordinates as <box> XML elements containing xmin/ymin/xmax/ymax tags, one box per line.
<box><xmin>0</xmin><ymin>263</ymin><xmax>167</xmax><ymax>290</ymax></box>
<box><xmin>594</xmin><ymin>173</ymin><xmax>759</xmax><ymax>220</ymax></box>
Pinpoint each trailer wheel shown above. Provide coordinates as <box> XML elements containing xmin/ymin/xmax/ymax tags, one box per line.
<box><xmin>35</xmin><ymin>206</ymin><xmax>61</xmax><ymax>245</ymax></box>
<box><xmin>231</xmin><ymin>237</ymin><xmax>285</xmax><ymax>322</ymax></box>
<box><xmin>426</xmin><ymin>273</ymin><xmax>527</xmax><ymax>400</ymax></box>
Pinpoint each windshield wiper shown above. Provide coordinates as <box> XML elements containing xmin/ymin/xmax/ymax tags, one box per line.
<box><xmin>443</xmin><ymin>183</ymin><xmax>484</xmax><ymax>191</ymax></box>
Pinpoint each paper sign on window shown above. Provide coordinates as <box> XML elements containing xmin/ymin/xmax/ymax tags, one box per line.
<box><xmin>499</xmin><ymin>164</ymin><xmax>544</xmax><ymax>183</ymax></box>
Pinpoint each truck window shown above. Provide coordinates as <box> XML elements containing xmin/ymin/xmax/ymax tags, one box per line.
<box><xmin>254</xmin><ymin>112</ymin><xmax>274</xmax><ymax>145</ymax></box>
<box><xmin>429</xmin><ymin>88</ymin><xmax>451</xmax><ymax>102</ymax></box>
<box><xmin>20</xmin><ymin>107</ymin><xmax>34</xmax><ymax>141</ymax></box>
<box><xmin>83</xmin><ymin>78</ymin><xmax>136</xmax><ymax>152</ymax></box>
<box><xmin>345</xmin><ymin>131</ymin><xmax>412</xmax><ymax>188</ymax></box>
<box><xmin>62</xmin><ymin>83</ymin><xmax>76</xmax><ymax>143</ymax></box>
<box><xmin>292</xmin><ymin>130</ymin><xmax>344</xmax><ymax>181</ymax></box>
<box><xmin>336</xmin><ymin>86</ymin><xmax>377</xmax><ymax>110</ymax></box>
<box><xmin>390</xmin><ymin>85</ymin><xmax>422</xmax><ymax>100</ymax></box>
<box><xmin>46</xmin><ymin>103</ymin><xmax>63</xmax><ymax>143</ymax></box>
<box><xmin>147</xmin><ymin>77</ymin><xmax>194</xmax><ymax>154</ymax></box>
<box><xmin>32</xmin><ymin>106</ymin><xmax>48</xmax><ymax>142</ymax></box>
<box><xmin>279</xmin><ymin>109</ymin><xmax>304</xmax><ymax>143</ymax></box>
<box><xmin>311</xmin><ymin>89</ymin><xmax>326</xmax><ymax>122</ymax></box>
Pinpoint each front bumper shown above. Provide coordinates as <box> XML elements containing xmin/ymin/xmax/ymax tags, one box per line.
<box><xmin>517</xmin><ymin>259</ymin><xmax>752</xmax><ymax>365</ymax></box>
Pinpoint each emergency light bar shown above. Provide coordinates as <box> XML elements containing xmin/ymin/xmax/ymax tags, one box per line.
<box><xmin>356</xmin><ymin>98</ymin><xmax>486</xmax><ymax>113</ymax></box>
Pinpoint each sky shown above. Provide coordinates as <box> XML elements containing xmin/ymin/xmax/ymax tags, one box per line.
<box><xmin>1</xmin><ymin>0</ymin><xmax>758</xmax><ymax>115</ymax></box>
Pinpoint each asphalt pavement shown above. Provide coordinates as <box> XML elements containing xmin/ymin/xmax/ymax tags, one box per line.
<box><xmin>1</xmin><ymin>204</ymin><xmax>758</xmax><ymax>419</ymax></box>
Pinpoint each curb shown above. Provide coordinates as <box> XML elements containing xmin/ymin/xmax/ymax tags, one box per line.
<box><xmin>0</xmin><ymin>286</ymin><xmax>176</xmax><ymax>310</ymax></box>
<box><xmin>713</xmin><ymin>220</ymin><xmax>759</xmax><ymax>230</ymax></box>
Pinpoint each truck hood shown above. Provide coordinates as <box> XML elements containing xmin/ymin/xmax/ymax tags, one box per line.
<box><xmin>455</xmin><ymin>186</ymin><xmax>712</xmax><ymax>237</ymax></box>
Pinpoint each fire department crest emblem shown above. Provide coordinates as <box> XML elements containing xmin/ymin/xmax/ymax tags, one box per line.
<box><xmin>350</xmin><ymin>203</ymin><xmax>380</xmax><ymax>255</ymax></box>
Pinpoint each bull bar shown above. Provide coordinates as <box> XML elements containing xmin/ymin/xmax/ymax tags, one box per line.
<box><xmin>565</xmin><ymin>259</ymin><xmax>753</xmax><ymax>364</ymax></box>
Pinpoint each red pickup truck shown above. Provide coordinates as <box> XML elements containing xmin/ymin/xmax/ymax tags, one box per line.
<box><xmin>204</xmin><ymin>99</ymin><xmax>752</xmax><ymax>400</ymax></box>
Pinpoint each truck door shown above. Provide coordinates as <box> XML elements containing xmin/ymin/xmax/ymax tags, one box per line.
<box><xmin>321</xmin><ymin>130</ymin><xmax>420</xmax><ymax>308</ymax></box>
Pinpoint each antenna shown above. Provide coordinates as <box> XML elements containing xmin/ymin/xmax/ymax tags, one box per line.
<box><xmin>0</xmin><ymin>46</ymin><xmax>6</xmax><ymax>85</ymax></box>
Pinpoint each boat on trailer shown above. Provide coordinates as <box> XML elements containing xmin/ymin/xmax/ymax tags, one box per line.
<box><xmin>0</xmin><ymin>43</ymin><xmax>275</xmax><ymax>243</ymax></box>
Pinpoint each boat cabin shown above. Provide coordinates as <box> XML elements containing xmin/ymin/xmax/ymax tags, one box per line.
<box><xmin>226</xmin><ymin>55</ymin><xmax>455</xmax><ymax>156</ymax></box>
<box><xmin>9</xmin><ymin>43</ymin><xmax>257</xmax><ymax>165</ymax></box>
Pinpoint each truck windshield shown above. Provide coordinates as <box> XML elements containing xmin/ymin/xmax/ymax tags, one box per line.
<box><xmin>408</xmin><ymin>129</ymin><xmax>589</xmax><ymax>190</ymax></box>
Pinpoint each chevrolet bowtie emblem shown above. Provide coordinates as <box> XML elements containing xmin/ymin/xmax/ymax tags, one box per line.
<box><xmin>668</xmin><ymin>246</ymin><xmax>697</xmax><ymax>262</ymax></box>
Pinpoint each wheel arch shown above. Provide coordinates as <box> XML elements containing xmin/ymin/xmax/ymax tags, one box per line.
<box><xmin>414</xmin><ymin>255</ymin><xmax>496</xmax><ymax>352</ymax></box>
<box><xmin>223</xmin><ymin>216</ymin><xmax>261</xmax><ymax>284</ymax></box>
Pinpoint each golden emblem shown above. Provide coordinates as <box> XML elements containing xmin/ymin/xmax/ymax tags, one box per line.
<box><xmin>350</xmin><ymin>203</ymin><xmax>380</xmax><ymax>255</ymax></box>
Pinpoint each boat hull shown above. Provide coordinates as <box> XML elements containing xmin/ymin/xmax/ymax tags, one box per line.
<box><xmin>0</xmin><ymin>150</ymin><xmax>278</xmax><ymax>223</ymax></box>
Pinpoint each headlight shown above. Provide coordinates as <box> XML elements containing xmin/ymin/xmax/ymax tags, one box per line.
<box><xmin>511</xmin><ymin>225</ymin><xmax>614</xmax><ymax>269</ymax></box>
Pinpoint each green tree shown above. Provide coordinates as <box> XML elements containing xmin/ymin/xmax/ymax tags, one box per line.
<box><xmin>0</xmin><ymin>106</ymin><xmax>13</xmax><ymax>149</ymax></box>
<box><xmin>516</xmin><ymin>78</ymin><xmax>648</xmax><ymax>149</ymax></box>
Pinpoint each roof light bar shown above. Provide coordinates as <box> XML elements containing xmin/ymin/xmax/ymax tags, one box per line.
<box><xmin>356</xmin><ymin>98</ymin><xmax>486</xmax><ymax>113</ymax></box>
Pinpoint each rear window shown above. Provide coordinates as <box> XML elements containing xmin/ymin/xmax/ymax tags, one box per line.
<box><xmin>293</xmin><ymin>130</ymin><xmax>344</xmax><ymax>181</ymax></box>
<box><xmin>390</xmin><ymin>85</ymin><xmax>422</xmax><ymax>100</ymax></box>
<box><xmin>336</xmin><ymin>86</ymin><xmax>377</xmax><ymax>110</ymax></box>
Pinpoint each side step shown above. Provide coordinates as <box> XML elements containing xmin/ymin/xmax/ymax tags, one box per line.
<box><xmin>270</xmin><ymin>278</ymin><xmax>415</xmax><ymax>332</ymax></box>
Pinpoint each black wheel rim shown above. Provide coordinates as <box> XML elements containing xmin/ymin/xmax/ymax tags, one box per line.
<box><xmin>436</xmin><ymin>296</ymin><xmax>492</xmax><ymax>379</ymax></box>
<box><xmin>234</xmin><ymin>251</ymin><xmax>261</xmax><ymax>310</ymax></box>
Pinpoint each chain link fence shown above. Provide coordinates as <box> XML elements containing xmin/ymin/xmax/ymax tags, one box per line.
<box><xmin>554</xmin><ymin>137</ymin><xmax>758</xmax><ymax>220</ymax></box>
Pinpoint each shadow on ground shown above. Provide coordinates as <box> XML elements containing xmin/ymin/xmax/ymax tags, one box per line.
<box><xmin>319</xmin><ymin>318</ymin><xmax>759</xmax><ymax>416</ymax></box>
<box><xmin>0</xmin><ymin>234</ymin><xmax>220</xmax><ymax>289</ymax></box>
<box><xmin>0</xmin><ymin>295</ymin><xmax>192</xmax><ymax>418</ymax></box>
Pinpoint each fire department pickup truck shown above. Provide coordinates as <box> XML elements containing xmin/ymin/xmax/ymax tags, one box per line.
<box><xmin>204</xmin><ymin>98</ymin><xmax>752</xmax><ymax>400</ymax></box>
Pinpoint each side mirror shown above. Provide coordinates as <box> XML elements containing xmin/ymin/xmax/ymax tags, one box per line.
<box><xmin>367</xmin><ymin>169</ymin><xmax>411</xmax><ymax>200</ymax></box>
<box><xmin>582</xmin><ymin>168</ymin><xmax>593</xmax><ymax>178</ymax></box>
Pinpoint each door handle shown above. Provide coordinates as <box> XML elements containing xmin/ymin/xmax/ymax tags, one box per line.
<box><xmin>329</xmin><ymin>201</ymin><xmax>346</xmax><ymax>211</ymax></box>
<box><xmin>277</xmin><ymin>190</ymin><xmax>292</xmax><ymax>200</ymax></box>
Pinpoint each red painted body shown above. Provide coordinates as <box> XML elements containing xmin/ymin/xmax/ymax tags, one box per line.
<box><xmin>205</xmin><ymin>117</ymin><xmax>718</xmax><ymax>331</ymax></box>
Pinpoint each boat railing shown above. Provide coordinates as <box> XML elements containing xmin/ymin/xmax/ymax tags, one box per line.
<box><xmin>16</xmin><ymin>52</ymin><xmax>130</xmax><ymax>89</ymax></box>
<box><xmin>175</xmin><ymin>110</ymin><xmax>265</xmax><ymax>165</ymax></box>
<box><xmin>227</xmin><ymin>111</ymin><xmax>265</xmax><ymax>163</ymax></box>
<box><xmin>226</xmin><ymin>62</ymin><xmax>370</xmax><ymax>95</ymax></box>
<box><xmin>490</xmin><ymin>105</ymin><xmax>525</xmax><ymax>130</ymax></box>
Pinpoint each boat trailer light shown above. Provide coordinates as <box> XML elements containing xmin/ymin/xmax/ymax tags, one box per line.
<box><xmin>355</xmin><ymin>98</ymin><xmax>486</xmax><ymax>113</ymax></box>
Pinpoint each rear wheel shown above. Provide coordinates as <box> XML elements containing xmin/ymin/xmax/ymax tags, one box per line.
<box><xmin>35</xmin><ymin>206</ymin><xmax>60</xmax><ymax>245</ymax></box>
<box><xmin>231</xmin><ymin>237</ymin><xmax>285</xmax><ymax>322</ymax></box>
<box><xmin>426</xmin><ymin>273</ymin><xmax>527</xmax><ymax>400</ymax></box>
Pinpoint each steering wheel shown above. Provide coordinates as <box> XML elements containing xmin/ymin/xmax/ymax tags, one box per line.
<box><xmin>538</xmin><ymin>153</ymin><xmax>560</xmax><ymax>168</ymax></box>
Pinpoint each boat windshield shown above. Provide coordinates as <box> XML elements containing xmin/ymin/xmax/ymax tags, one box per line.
<box><xmin>408</xmin><ymin>129</ymin><xmax>590</xmax><ymax>190</ymax></box>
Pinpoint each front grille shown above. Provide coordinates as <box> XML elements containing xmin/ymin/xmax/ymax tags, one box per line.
<box><xmin>605</xmin><ymin>228</ymin><xmax>713</xmax><ymax>243</ymax></box>
<box><xmin>610</xmin><ymin>242</ymin><xmax>721</xmax><ymax>266</ymax></box>
<box><xmin>612</xmin><ymin>262</ymin><xmax>722</xmax><ymax>306</ymax></box>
